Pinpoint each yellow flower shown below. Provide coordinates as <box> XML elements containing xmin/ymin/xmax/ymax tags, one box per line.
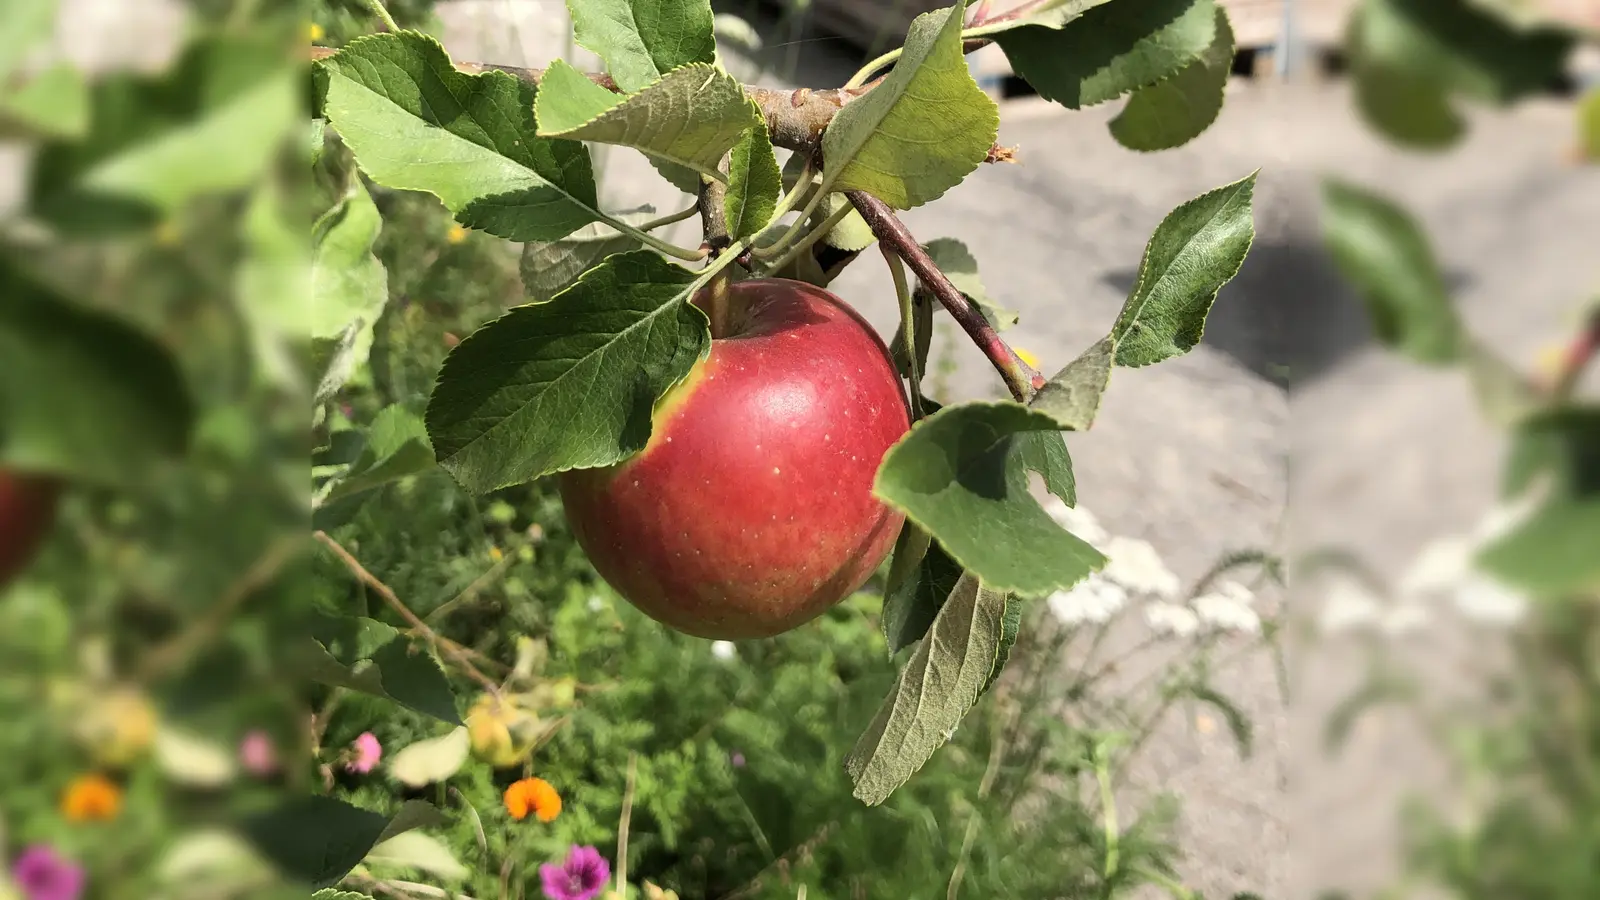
<box><xmin>447</xmin><ymin>224</ymin><xmax>469</xmax><ymax>245</ymax></box>
<box><xmin>76</xmin><ymin>687</ymin><xmax>157</xmax><ymax>766</ymax></box>
<box><xmin>1013</xmin><ymin>346</ymin><xmax>1040</xmax><ymax>369</ymax></box>
<box><xmin>307</xmin><ymin>22</ymin><xmax>325</xmax><ymax>43</ymax></box>
<box><xmin>488</xmin><ymin>545</ymin><xmax>504</xmax><ymax>562</ymax></box>
<box><xmin>503</xmin><ymin>777</ymin><xmax>561</xmax><ymax>822</ymax></box>
<box><xmin>61</xmin><ymin>773</ymin><xmax>122</xmax><ymax>822</ymax></box>
<box><xmin>644</xmin><ymin>883</ymin><xmax>681</xmax><ymax>900</ymax></box>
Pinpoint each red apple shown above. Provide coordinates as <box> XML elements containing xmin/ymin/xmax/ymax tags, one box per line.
<box><xmin>559</xmin><ymin>278</ymin><xmax>911</xmax><ymax>639</ymax></box>
<box><xmin>0</xmin><ymin>470</ymin><xmax>60</xmax><ymax>589</ymax></box>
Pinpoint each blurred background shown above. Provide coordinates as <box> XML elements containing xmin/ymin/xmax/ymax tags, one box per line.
<box><xmin>2</xmin><ymin>0</ymin><xmax>1598</xmax><ymax>898</ymax></box>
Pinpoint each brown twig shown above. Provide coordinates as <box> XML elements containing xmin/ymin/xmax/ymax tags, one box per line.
<box><xmin>846</xmin><ymin>191</ymin><xmax>1044</xmax><ymax>402</ymax></box>
<box><xmin>313</xmin><ymin>530</ymin><xmax>502</xmax><ymax>694</ymax></box>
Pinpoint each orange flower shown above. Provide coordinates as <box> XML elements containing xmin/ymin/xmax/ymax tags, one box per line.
<box><xmin>503</xmin><ymin>777</ymin><xmax>561</xmax><ymax>822</ymax></box>
<box><xmin>61</xmin><ymin>773</ymin><xmax>122</xmax><ymax>822</ymax></box>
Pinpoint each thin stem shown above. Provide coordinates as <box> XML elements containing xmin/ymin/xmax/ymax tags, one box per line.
<box><xmin>1551</xmin><ymin>305</ymin><xmax>1600</xmax><ymax>401</ymax></box>
<box><xmin>616</xmin><ymin>753</ymin><xmax>637</xmax><ymax>897</ymax></box>
<box><xmin>605</xmin><ymin>213</ymin><xmax>707</xmax><ymax>261</ymax></box>
<box><xmin>1134</xmin><ymin>865</ymin><xmax>1195</xmax><ymax>900</ymax></box>
<box><xmin>760</xmin><ymin>201</ymin><xmax>853</xmax><ymax>274</ymax></box>
<box><xmin>765</xmin><ymin>160</ymin><xmax>816</xmax><ymax>229</ymax></box>
<box><xmin>640</xmin><ymin>204</ymin><xmax>701</xmax><ymax>232</ymax></box>
<box><xmin>845</xmin><ymin>47</ymin><xmax>901</xmax><ymax>90</ymax></box>
<box><xmin>1095</xmin><ymin>742</ymin><xmax>1120</xmax><ymax>882</ymax></box>
<box><xmin>883</xmin><ymin>244</ymin><xmax>924</xmax><ymax>418</ymax></box>
<box><xmin>751</xmin><ymin>181</ymin><xmax>833</xmax><ymax>260</ymax></box>
<box><xmin>313</xmin><ymin>530</ymin><xmax>502</xmax><ymax>694</ymax></box>
<box><xmin>847</xmin><ymin>191</ymin><xmax>1044</xmax><ymax>401</ymax></box>
<box><xmin>361</xmin><ymin>0</ymin><xmax>400</xmax><ymax>32</ymax></box>
<box><xmin>946</xmin><ymin>704</ymin><xmax>1012</xmax><ymax>899</ymax></box>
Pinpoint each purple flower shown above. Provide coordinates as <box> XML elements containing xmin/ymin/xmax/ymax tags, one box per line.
<box><xmin>239</xmin><ymin>730</ymin><xmax>278</xmax><ymax>776</ymax></box>
<box><xmin>730</xmin><ymin>752</ymin><xmax>746</xmax><ymax>768</ymax></box>
<box><xmin>345</xmin><ymin>732</ymin><xmax>382</xmax><ymax>774</ymax></box>
<box><xmin>539</xmin><ymin>845</ymin><xmax>611</xmax><ymax>900</ymax></box>
<box><xmin>11</xmin><ymin>845</ymin><xmax>85</xmax><ymax>900</ymax></box>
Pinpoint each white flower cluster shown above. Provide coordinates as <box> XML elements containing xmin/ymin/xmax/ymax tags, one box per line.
<box><xmin>1040</xmin><ymin>498</ymin><xmax>1261</xmax><ymax>638</ymax></box>
<box><xmin>1315</xmin><ymin>498</ymin><xmax>1533</xmax><ymax>637</ymax></box>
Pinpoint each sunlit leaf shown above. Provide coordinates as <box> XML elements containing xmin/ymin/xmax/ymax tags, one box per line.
<box><xmin>1031</xmin><ymin>336</ymin><xmax>1115</xmax><ymax>431</ymax></box>
<box><xmin>725</xmin><ymin>124</ymin><xmax>781</xmax><ymax>240</ymax></box>
<box><xmin>565</xmin><ymin>0</ymin><xmax>716</xmax><ymax>93</ymax></box>
<box><xmin>1109</xmin><ymin>7</ymin><xmax>1233</xmax><ymax>151</ymax></box>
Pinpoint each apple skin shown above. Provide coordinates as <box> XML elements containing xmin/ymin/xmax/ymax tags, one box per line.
<box><xmin>558</xmin><ymin>278</ymin><xmax>911</xmax><ymax>640</ymax></box>
<box><xmin>0</xmin><ymin>470</ymin><xmax>60</xmax><ymax>589</ymax></box>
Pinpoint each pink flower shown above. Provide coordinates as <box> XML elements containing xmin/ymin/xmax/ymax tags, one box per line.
<box><xmin>345</xmin><ymin>732</ymin><xmax>382</xmax><ymax>774</ymax></box>
<box><xmin>539</xmin><ymin>845</ymin><xmax>610</xmax><ymax>900</ymax></box>
<box><xmin>239</xmin><ymin>730</ymin><xmax>278</xmax><ymax>776</ymax></box>
<box><xmin>11</xmin><ymin>845</ymin><xmax>86</xmax><ymax>900</ymax></box>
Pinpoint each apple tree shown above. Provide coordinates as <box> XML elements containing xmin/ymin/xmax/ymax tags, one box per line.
<box><xmin>309</xmin><ymin>0</ymin><xmax>1259</xmax><ymax>818</ymax></box>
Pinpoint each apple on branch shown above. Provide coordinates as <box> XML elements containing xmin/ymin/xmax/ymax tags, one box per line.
<box><xmin>560</xmin><ymin>278</ymin><xmax>911</xmax><ymax>639</ymax></box>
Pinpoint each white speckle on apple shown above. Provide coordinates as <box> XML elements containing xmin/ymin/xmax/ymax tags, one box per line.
<box><xmin>772</xmin><ymin>466</ymin><xmax>781</xmax><ymax>475</ymax></box>
<box><xmin>824</xmin><ymin>434</ymin><xmax>831</xmax><ymax>441</ymax></box>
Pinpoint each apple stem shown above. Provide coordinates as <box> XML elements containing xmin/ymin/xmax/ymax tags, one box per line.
<box><xmin>698</xmin><ymin>171</ymin><xmax>737</xmax><ymax>338</ymax></box>
<box><xmin>847</xmin><ymin>191</ymin><xmax>1046</xmax><ymax>403</ymax></box>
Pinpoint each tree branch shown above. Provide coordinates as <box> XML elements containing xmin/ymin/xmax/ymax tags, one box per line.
<box><xmin>846</xmin><ymin>191</ymin><xmax>1044</xmax><ymax>402</ymax></box>
<box><xmin>305</xmin><ymin>46</ymin><xmax>1017</xmax><ymax>162</ymax></box>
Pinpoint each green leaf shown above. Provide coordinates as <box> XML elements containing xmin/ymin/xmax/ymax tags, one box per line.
<box><xmin>313</xmin><ymin>892</ymin><xmax>374</xmax><ymax>900</ymax></box>
<box><xmin>1111</xmin><ymin>172</ymin><xmax>1256</xmax><ymax>366</ymax></box>
<box><xmin>1016</xmin><ymin>429</ymin><xmax>1077</xmax><ymax>507</ymax></box>
<box><xmin>1109</xmin><ymin>7</ymin><xmax>1233</xmax><ymax>151</ymax></box>
<box><xmin>364</xmin><ymin>831</ymin><xmax>467</xmax><ymax>882</ymax></box>
<box><xmin>535</xmin><ymin>61</ymin><xmax>760</xmax><ymax>184</ymax></box>
<box><xmin>321</xmin><ymin>405</ymin><xmax>435</xmax><ymax>504</ymax></box>
<box><xmin>519</xmin><ymin>207</ymin><xmax>657</xmax><ymax>303</ymax></box>
<box><xmin>153</xmin><ymin>727</ymin><xmax>238</xmax><ymax>787</ymax></box>
<box><xmin>725</xmin><ymin>124</ymin><xmax>781</xmax><ymax>240</ymax></box>
<box><xmin>921</xmin><ymin>238</ymin><xmax>1016</xmax><ymax>329</ymax></box>
<box><xmin>317</xmin><ymin>32</ymin><xmax>601</xmax><ymax>242</ymax></box>
<box><xmin>995</xmin><ymin>0</ymin><xmax>1218</xmax><ymax>110</ymax></box>
<box><xmin>237</xmin><ymin>181</ymin><xmax>310</xmax><ymax>389</ymax></box>
<box><xmin>1500</xmin><ymin>407</ymin><xmax>1600</xmax><ymax>498</ymax></box>
<box><xmin>1475</xmin><ymin>500</ymin><xmax>1600</xmax><ymax>596</ymax></box>
<box><xmin>873</xmin><ymin>401</ymin><xmax>1104</xmax><ymax>596</ymax></box>
<box><xmin>0</xmin><ymin>63</ymin><xmax>89</xmax><ymax>139</ymax></box>
<box><xmin>1350</xmin><ymin>53</ymin><xmax>1464</xmax><ymax>150</ymax></box>
<box><xmin>816</xmin><ymin>194</ymin><xmax>877</xmax><ymax>251</ymax></box>
<box><xmin>241</xmin><ymin>798</ymin><xmax>442</xmax><ymax>889</ymax></box>
<box><xmin>0</xmin><ymin>0</ymin><xmax>57</xmax><ymax>81</ymax></box>
<box><xmin>311</xmin><ymin>178</ymin><xmax>389</xmax><ymax>403</ymax></box>
<box><xmin>981</xmin><ymin>592</ymin><xmax>1023</xmax><ymax>695</ymax></box>
<box><xmin>1319</xmin><ymin>178</ymin><xmax>1460</xmax><ymax>365</ymax></box>
<box><xmin>1579</xmin><ymin>87</ymin><xmax>1600</xmax><ymax>163</ymax></box>
<box><xmin>820</xmin><ymin>3</ymin><xmax>999</xmax><ymax>209</ymax></box>
<box><xmin>1463</xmin><ymin>337</ymin><xmax>1540</xmax><ymax>427</ymax></box>
<box><xmin>846</xmin><ymin>572</ymin><xmax>1006</xmax><ymax>805</ymax></box>
<box><xmin>988</xmin><ymin>0</ymin><xmax>1120</xmax><ymax>28</ymax></box>
<box><xmin>881</xmin><ymin>525</ymin><xmax>961</xmax><ymax>654</ymax></box>
<box><xmin>565</xmin><ymin>0</ymin><xmax>717</xmax><ymax>93</ymax></box>
<box><xmin>426</xmin><ymin>250</ymin><xmax>709</xmax><ymax>492</ymax></box>
<box><xmin>1358</xmin><ymin>0</ymin><xmax>1574</xmax><ymax>105</ymax></box>
<box><xmin>303</xmin><ymin>635</ymin><xmax>462</xmax><ymax>724</ymax></box>
<box><xmin>1031</xmin><ymin>336</ymin><xmax>1115</xmax><ymax>430</ymax></box>
<box><xmin>388</xmin><ymin>727</ymin><xmax>471</xmax><ymax>788</ymax></box>
<box><xmin>1185</xmin><ymin>682</ymin><xmax>1253</xmax><ymax>757</ymax></box>
<box><xmin>0</xmin><ymin>262</ymin><xmax>193</xmax><ymax>485</ymax></box>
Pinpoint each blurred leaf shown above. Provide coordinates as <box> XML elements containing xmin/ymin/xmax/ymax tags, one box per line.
<box><xmin>304</xmin><ymin>635</ymin><xmax>462</xmax><ymax>725</ymax></box>
<box><xmin>1476</xmin><ymin>500</ymin><xmax>1600</xmax><ymax>596</ymax></box>
<box><xmin>1112</xmin><ymin>172</ymin><xmax>1256</xmax><ymax>366</ymax></box>
<box><xmin>312</xmin><ymin>177</ymin><xmax>389</xmax><ymax>401</ymax></box>
<box><xmin>153</xmin><ymin>726</ymin><xmax>238</xmax><ymax>788</ymax></box>
<box><xmin>1350</xmin><ymin>53</ymin><xmax>1465</xmax><ymax>149</ymax></box>
<box><xmin>322</xmin><ymin>405</ymin><xmax>435</xmax><ymax>504</ymax></box>
<box><xmin>995</xmin><ymin>0</ymin><xmax>1217</xmax><ymax>110</ymax></box>
<box><xmin>242</xmin><ymin>797</ymin><xmax>442</xmax><ymax>889</ymax></box>
<box><xmin>1501</xmin><ymin>407</ymin><xmax>1600</xmax><ymax>498</ymax></box>
<box><xmin>312</xmin><ymin>893</ymin><xmax>373</xmax><ymax>900</ymax></box>
<box><xmin>426</xmin><ymin>250</ymin><xmax>709</xmax><ymax>493</ymax></box>
<box><xmin>1320</xmin><ymin>178</ymin><xmax>1460</xmax><ymax>364</ymax></box>
<box><xmin>519</xmin><ymin>207</ymin><xmax>655</xmax><ymax>303</ymax></box>
<box><xmin>238</xmin><ymin>181</ymin><xmax>312</xmax><ymax>389</ymax></box>
<box><xmin>981</xmin><ymin>592</ymin><xmax>1023</xmax><ymax>695</ymax></box>
<box><xmin>0</xmin><ymin>63</ymin><xmax>89</xmax><ymax>139</ymax></box>
<box><xmin>388</xmin><ymin>727</ymin><xmax>471</xmax><ymax>788</ymax></box>
<box><xmin>0</xmin><ymin>0</ymin><xmax>57</xmax><ymax>80</ymax></box>
<box><xmin>1579</xmin><ymin>87</ymin><xmax>1600</xmax><ymax>163</ymax></box>
<box><xmin>1190</xmin><ymin>548</ymin><xmax>1284</xmax><ymax>597</ymax></box>
<box><xmin>921</xmin><ymin>238</ymin><xmax>1016</xmax><ymax>329</ymax></box>
<box><xmin>881</xmin><ymin>525</ymin><xmax>960</xmax><ymax>654</ymax></box>
<box><xmin>1109</xmin><ymin>7</ymin><xmax>1233</xmax><ymax>151</ymax></box>
<box><xmin>1359</xmin><ymin>0</ymin><xmax>1574</xmax><ymax>104</ymax></box>
<box><xmin>364</xmin><ymin>831</ymin><xmax>467</xmax><ymax>881</ymax></box>
<box><xmin>535</xmin><ymin>61</ymin><xmax>760</xmax><ymax>183</ymax></box>
<box><xmin>821</xmin><ymin>4</ymin><xmax>998</xmax><ymax>209</ymax></box>
<box><xmin>1463</xmin><ymin>337</ymin><xmax>1540</xmax><ymax>427</ymax></box>
<box><xmin>890</xmin><ymin>290</ymin><xmax>934</xmax><ymax>380</ymax></box>
<box><xmin>316</xmin><ymin>33</ymin><xmax>600</xmax><ymax>241</ymax></box>
<box><xmin>155</xmin><ymin>829</ymin><xmax>275</xmax><ymax>892</ymax></box>
<box><xmin>1031</xmin><ymin>336</ymin><xmax>1115</xmax><ymax>431</ymax></box>
<box><xmin>846</xmin><ymin>573</ymin><xmax>1005</xmax><ymax>805</ymax></box>
<box><xmin>1185</xmin><ymin>682</ymin><xmax>1253</xmax><ymax>757</ymax></box>
<box><xmin>0</xmin><ymin>262</ymin><xmax>193</xmax><ymax>485</ymax></box>
<box><xmin>725</xmin><ymin>124</ymin><xmax>781</xmax><ymax>240</ymax></box>
<box><xmin>565</xmin><ymin>0</ymin><xmax>716</xmax><ymax>93</ymax></box>
<box><xmin>1324</xmin><ymin>676</ymin><xmax>1415</xmax><ymax>753</ymax></box>
<box><xmin>873</xmin><ymin>401</ymin><xmax>1103</xmax><ymax>596</ymax></box>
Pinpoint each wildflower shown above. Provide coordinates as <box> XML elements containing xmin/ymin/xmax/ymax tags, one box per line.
<box><xmin>540</xmin><ymin>845</ymin><xmax>611</xmax><ymax>900</ymax></box>
<box><xmin>1396</xmin><ymin>537</ymin><xmax>1472</xmax><ymax>600</ymax></box>
<box><xmin>447</xmin><ymin>224</ymin><xmax>469</xmax><ymax>244</ymax></box>
<box><xmin>306</xmin><ymin>22</ymin><xmax>325</xmax><ymax>43</ymax></box>
<box><xmin>1013</xmin><ymin>346</ymin><xmax>1041</xmax><ymax>369</ymax></box>
<box><xmin>345</xmin><ymin>732</ymin><xmax>382</xmax><ymax>774</ymax></box>
<box><xmin>75</xmin><ymin>687</ymin><xmax>156</xmax><ymax>766</ymax></box>
<box><xmin>9</xmin><ymin>846</ymin><xmax>85</xmax><ymax>900</ymax></box>
<box><xmin>1453</xmin><ymin>574</ymin><xmax>1527</xmax><ymax>626</ymax></box>
<box><xmin>643</xmin><ymin>883</ymin><xmax>680</xmax><ymax>900</ymax></box>
<box><xmin>586</xmin><ymin>595</ymin><xmax>605</xmax><ymax>612</ymax></box>
<box><xmin>60</xmin><ymin>774</ymin><xmax>121</xmax><ymax>822</ymax></box>
<box><xmin>729</xmin><ymin>751</ymin><xmax>746</xmax><ymax>768</ymax></box>
<box><xmin>1041</xmin><ymin>496</ymin><xmax>1109</xmax><ymax>549</ymax></box>
<box><xmin>1193</xmin><ymin>581</ymin><xmax>1260</xmax><ymax>634</ymax></box>
<box><xmin>1102</xmin><ymin>537</ymin><xmax>1180</xmax><ymax>598</ymax></box>
<box><xmin>1318</xmin><ymin>579</ymin><xmax>1383</xmax><ymax>635</ymax></box>
<box><xmin>1143</xmin><ymin>601</ymin><xmax>1199</xmax><ymax>638</ymax></box>
<box><xmin>1045</xmin><ymin>573</ymin><xmax>1127</xmax><ymax>626</ymax></box>
<box><xmin>504</xmin><ymin>777</ymin><xmax>562</xmax><ymax>822</ymax></box>
<box><xmin>238</xmin><ymin>730</ymin><xmax>278</xmax><ymax>776</ymax></box>
<box><xmin>710</xmin><ymin>640</ymin><xmax>736</xmax><ymax>661</ymax></box>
